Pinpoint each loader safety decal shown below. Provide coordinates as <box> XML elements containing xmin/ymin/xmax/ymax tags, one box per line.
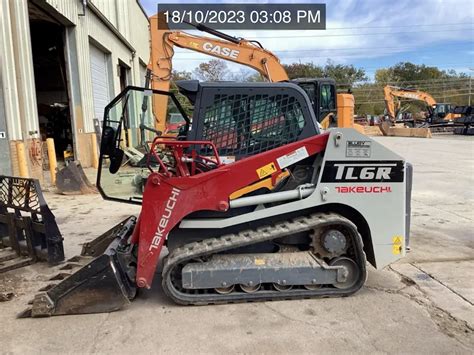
<box><xmin>346</xmin><ymin>141</ymin><xmax>371</xmax><ymax>158</ymax></box>
<box><xmin>256</xmin><ymin>162</ymin><xmax>278</xmax><ymax>179</ymax></box>
<box><xmin>276</xmin><ymin>146</ymin><xmax>309</xmax><ymax>169</ymax></box>
<box><xmin>392</xmin><ymin>236</ymin><xmax>404</xmax><ymax>255</ymax></box>
<box><xmin>321</xmin><ymin>160</ymin><xmax>404</xmax><ymax>183</ymax></box>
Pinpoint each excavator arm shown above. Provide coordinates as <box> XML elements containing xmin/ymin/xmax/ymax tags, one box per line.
<box><xmin>384</xmin><ymin>85</ymin><xmax>437</xmax><ymax>121</ymax></box>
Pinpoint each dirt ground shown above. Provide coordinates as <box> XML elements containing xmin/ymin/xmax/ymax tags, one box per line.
<box><xmin>0</xmin><ymin>134</ymin><xmax>473</xmax><ymax>354</ymax></box>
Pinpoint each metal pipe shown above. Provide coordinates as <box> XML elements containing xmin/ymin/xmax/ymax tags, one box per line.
<box><xmin>229</xmin><ymin>184</ymin><xmax>315</xmax><ymax>209</ymax></box>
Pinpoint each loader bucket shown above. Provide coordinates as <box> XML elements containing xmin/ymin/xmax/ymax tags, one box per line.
<box><xmin>19</xmin><ymin>217</ymin><xmax>137</xmax><ymax>317</ymax></box>
<box><xmin>56</xmin><ymin>161</ymin><xmax>97</xmax><ymax>195</ymax></box>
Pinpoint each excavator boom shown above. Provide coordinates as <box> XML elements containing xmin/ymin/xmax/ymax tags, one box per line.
<box><xmin>149</xmin><ymin>15</ymin><xmax>288</xmax><ymax>132</ymax></box>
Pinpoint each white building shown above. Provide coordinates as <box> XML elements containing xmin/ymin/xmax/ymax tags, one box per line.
<box><xmin>0</xmin><ymin>0</ymin><xmax>150</xmax><ymax>180</ymax></box>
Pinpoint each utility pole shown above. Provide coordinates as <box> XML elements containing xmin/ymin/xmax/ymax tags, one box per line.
<box><xmin>469</xmin><ymin>68</ymin><xmax>473</xmax><ymax>106</ymax></box>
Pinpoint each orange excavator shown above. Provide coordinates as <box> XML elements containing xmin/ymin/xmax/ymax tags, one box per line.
<box><xmin>383</xmin><ymin>85</ymin><xmax>460</xmax><ymax>124</ymax></box>
<box><xmin>148</xmin><ymin>15</ymin><xmax>359</xmax><ymax>133</ymax></box>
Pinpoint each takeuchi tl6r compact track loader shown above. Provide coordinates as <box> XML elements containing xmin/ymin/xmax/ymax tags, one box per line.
<box><xmin>22</xmin><ymin>81</ymin><xmax>412</xmax><ymax>317</ymax></box>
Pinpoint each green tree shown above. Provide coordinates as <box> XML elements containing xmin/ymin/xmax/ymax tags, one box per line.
<box><xmin>169</xmin><ymin>70</ymin><xmax>194</xmax><ymax>116</ymax></box>
<box><xmin>374</xmin><ymin>68</ymin><xmax>393</xmax><ymax>85</ymax></box>
<box><xmin>282</xmin><ymin>61</ymin><xmax>366</xmax><ymax>89</ymax></box>
<box><xmin>283</xmin><ymin>62</ymin><xmax>324</xmax><ymax>79</ymax></box>
<box><xmin>323</xmin><ymin>60</ymin><xmax>367</xmax><ymax>89</ymax></box>
<box><xmin>374</xmin><ymin>62</ymin><xmax>466</xmax><ymax>85</ymax></box>
<box><xmin>193</xmin><ymin>59</ymin><xmax>228</xmax><ymax>81</ymax></box>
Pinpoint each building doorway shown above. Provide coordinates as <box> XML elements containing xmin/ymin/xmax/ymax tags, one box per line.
<box><xmin>29</xmin><ymin>2</ymin><xmax>73</xmax><ymax>161</ymax></box>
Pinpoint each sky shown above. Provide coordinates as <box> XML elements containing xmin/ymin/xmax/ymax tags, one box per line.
<box><xmin>139</xmin><ymin>0</ymin><xmax>474</xmax><ymax>80</ymax></box>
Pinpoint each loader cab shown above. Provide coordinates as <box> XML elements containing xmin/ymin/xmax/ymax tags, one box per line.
<box><xmin>96</xmin><ymin>81</ymin><xmax>319</xmax><ymax>204</ymax></box>
<box><xmin>292</xmin><ymin>78</ymin><xmax>337</xmax><ymax>123</ymax></box>
<box><xmin>176</xmin><ymin>80</ymin><xmax>320</xmax><ymax>160</ymax></box>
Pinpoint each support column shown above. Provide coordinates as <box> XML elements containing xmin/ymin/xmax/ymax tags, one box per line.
<box><xmin>0</xmin><ymin>0</ymin><xmax>22</xmax><ymax>141</ymax></box>
<box><xmin>9</xmin><ymin>0</ymin><xmax>40</xmax><ymax>139</ymax></box>
<box><xmin>9</xmin><ymin>0</ymin><xmax>42</xmax><ymax>181</ymax></box>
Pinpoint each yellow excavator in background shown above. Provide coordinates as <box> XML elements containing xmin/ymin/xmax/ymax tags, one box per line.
<box><xmin>383</xmin><ymin>85</ymin><xmax>460</xmax><ymax>124</ymax></box>
<box><xmin>148</xmin><ymin>15</ymin><xmax>361</xmax><ymax>134</ymax></box>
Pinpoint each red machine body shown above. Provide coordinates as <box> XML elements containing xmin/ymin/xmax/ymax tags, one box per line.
<box><xmin>133</xmin><ymin>133</ymin><xmax>330</xmax><ymax>288</ymax></box>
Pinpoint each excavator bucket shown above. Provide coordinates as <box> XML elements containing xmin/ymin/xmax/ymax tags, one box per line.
<box><xmin>18</xmin><ymin>217</ymin><xmax>137</xmax><ymax>317</ymax></box>
<box><xmin>56</xmin><ymin>161</ymin><xmax>97</xmax><ymax>195</ymax></box>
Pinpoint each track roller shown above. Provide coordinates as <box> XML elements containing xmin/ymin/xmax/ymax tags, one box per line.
<box><xmin>329</xmin><ymin>257</ymin><xmax>359</xmax><ymax>290</ymax></box>
<box><xmin>273</xmin><ymin>283</ymin><xmax>292</xmax><ymax>292</ymax></box>
<box><xmin>215</xmin><ymin>285</ymin><xmax>235</xmax><ymax>294</ymax></box>
<box><xmin>240</xmin><ymin>283</ymin><xmax>261</xmax><ymax>293</ymax></box>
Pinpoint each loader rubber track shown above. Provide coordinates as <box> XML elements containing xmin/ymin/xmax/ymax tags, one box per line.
<box><xmin>162</xmin><ymin>213</ymin><xmax>367</xmax><ymax>305</ymax></box>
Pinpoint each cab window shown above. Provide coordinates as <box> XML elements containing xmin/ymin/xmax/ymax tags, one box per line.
<box><xmin>320</xmin><ymin>84</ymin><xmax>335</xmax><ymax>111</ymax></box>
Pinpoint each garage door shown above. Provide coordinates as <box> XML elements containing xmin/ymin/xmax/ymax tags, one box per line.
<box><xmin>89</xmin><ymin>44</ymin><xmax>110</xmax><ymax>120</ymax></box>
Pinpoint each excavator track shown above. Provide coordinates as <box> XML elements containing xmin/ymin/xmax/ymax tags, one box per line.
<box><xmin>162</xmin><ymin>213</ymin><xmax>367</xmax><ymax>305</ymax></box>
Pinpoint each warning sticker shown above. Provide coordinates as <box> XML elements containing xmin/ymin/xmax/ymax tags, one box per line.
<box><xmin>254</xmin><ymin>258</ymin><xmax>266</xmax><ymax>266</ymax></box>
<box><xmin>256</xmin><ymin>162</ymin><xmax>277</xmax><ymax>179</ymax></box>
<box><xmin>346</xmin><ymin>141</ymin><xmax>371</xmax><ymax>158</ymax></box>
<box><xmin>392</xmin><ymin>236</ymin><xmax>404</xmax><ymax>255</ymax></box>
<box><xmin>276</xmin><ymin>147</ymin><xmax>309</xmax><ymax>169</ymax></box>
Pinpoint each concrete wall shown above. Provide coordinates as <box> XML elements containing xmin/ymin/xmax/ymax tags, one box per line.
<box><xmin>0</xmin><ymin>0</ymin><xmax>150</xmax><ymax>178</ymax></box>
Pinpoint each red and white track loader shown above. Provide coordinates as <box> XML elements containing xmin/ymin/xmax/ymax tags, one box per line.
<box><xmin>22</xmin><ymin>81</ymin><xmax>412</xmax><ymax>317</ymax></box>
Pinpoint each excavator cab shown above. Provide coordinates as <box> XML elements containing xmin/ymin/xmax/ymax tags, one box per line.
<box><xmin>292</xmin><ymin>78</ymin><xmax>337</xmax><ymax>124</ymax></box>
<box><xmin>431</xmin><ymin>103</ymin><xmax>452</xmax><ymax>123</ymax></box>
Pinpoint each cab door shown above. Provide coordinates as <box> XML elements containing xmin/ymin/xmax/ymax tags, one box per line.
<box><xmin>319</xmin><ymin>83</ymin><xmax>337</xmax><ymax>123</ymax></box>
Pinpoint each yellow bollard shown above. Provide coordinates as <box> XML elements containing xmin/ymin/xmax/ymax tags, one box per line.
<box><xmin>90</xmin><ymin>134</ymin><xmax>99</xmax><ymax>169</ymax></box>
<box><xmin>16</xmin><ymin>141</ymin><xmax>29</xmax><ymax>178</ymax></box>
<box><xmin>127</xmin><ymin>128</ymin><xmax>132</xmax><ymax>148</ymax></box>
<box><xmin>46</xmin><ymin>138</ymin><xmax>57</xmax><ymax>185</ymax></box>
